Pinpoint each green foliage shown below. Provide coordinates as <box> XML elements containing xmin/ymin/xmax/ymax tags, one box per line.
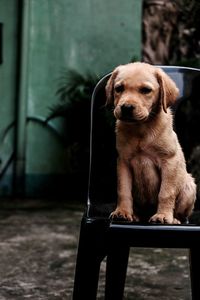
<box><xmin>175</xmin><ymin>0</ymin><xmax>200</xmax><ymax>68</ymax></box>
<box><xmin>175</xmin><ymin>58</ymin><xmax>200</xmax><ymax>68</ymax></box>
<box><xmin>177</xmin><ymin>0</ymin><xmax>200</xmax><ymax>27</ymax></box>
<box><xmin>46</xmin><ymin>69</ymin><xmax>104</xmax><ymax>176</ymax></box>
<box><xmin>56</xmin><ymin>69</ymin><xmax>100</xmax><ymax>103</ymax></box>
<box><xmin>47</xmin><ymin>69</ymin><xmax>100</xmax><ymax>121</ymax></box>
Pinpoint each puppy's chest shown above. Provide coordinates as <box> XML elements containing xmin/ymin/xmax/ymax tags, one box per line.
<box><xmin>122</xmin><ymin>141</ymin><xmax>161</xmax><ymax>201</ymax></box>
<box><xmin>119</xmin><ymin>138</ymin><xmax>160</xmax><ymax>167</ymax></box>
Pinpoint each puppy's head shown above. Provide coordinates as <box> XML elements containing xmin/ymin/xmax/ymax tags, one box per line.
<box><xmin>106</xmin><ymin>62</ymin><xmax>179</xmax><ymax>123</ymax></box>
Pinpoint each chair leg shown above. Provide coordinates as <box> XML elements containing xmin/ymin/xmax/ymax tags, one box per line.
<box><xmin>105</xmin><ymin>245</ymin><xmax>130</xmax><ymax>300</ymax></box>
<box><xmin>73</xmin><ymin>218</ymin><xmax>108</xmax><ymax>300</ymax></box>
<box><xmin>189</xmin><ymin>247</ymin><xmax>200</xmax><ymax>300</ymax></box>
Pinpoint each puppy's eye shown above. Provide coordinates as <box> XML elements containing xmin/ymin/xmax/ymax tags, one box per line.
<box><xmin>114</xmin><ymin>84</ymin><xmax>124</xmax><ymax>93</ymax></box>
<box><xmin>139</xmin><ymin>87</ymin><xmax>152</xmax><ymax>94</ymax></box>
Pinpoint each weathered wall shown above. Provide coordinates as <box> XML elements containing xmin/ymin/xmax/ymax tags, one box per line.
<box><xmin>0</xmin><ymin>0</ymin><xmax>142</xmax><ymax>198</ymax></box>
<box><xmin>25</xmin><ymin>0</ymin><xmax>142</xmax><ymax>197</ymax></box>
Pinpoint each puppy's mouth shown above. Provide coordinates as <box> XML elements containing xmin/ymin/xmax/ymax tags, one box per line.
<box><xmin>118</xmin><ymin>116</ymin><xmax>148</xmax><ymax>123</ymax></box>
<box><xmin>118</xmin><ymin>116</ymin><xmax>140</xmax><ymax>123</ymax></box>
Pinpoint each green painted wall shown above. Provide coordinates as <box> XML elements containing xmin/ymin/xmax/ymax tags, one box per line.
<box><xmin>25</xmin><ymin>0</ymin><xmax>142</xmax><ymax>197</ymax></box>
<box><xmin>0</xmin><ymin>0</ymin><xmax>142</xmax><ymax>197</ymax></box>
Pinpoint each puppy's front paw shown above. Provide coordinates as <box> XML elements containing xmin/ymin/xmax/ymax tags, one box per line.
<box><xmin>172</xmin><ymin>218</ymin><xmax>181</xmax><ymax>224</ymax></box>
<box><xmin>149</xmin><ymin>213</ymin><xmax>174</xmax><ymax>224</ymax></box>
<box><xmin>110</xmin><ymin>208</ymin><xmax>139</xmax><ymax>222</ymax></box>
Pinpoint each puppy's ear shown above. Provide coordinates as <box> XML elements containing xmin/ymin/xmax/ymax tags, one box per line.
<box><xmin>105</xmin><ymin>68</ymin><xmax>119</xmax><ymax>106</ymax></box>
<box><xmin>156</xmin><ymin>68</ymin><xmax>179</xmax><ymax>113</ymax></box>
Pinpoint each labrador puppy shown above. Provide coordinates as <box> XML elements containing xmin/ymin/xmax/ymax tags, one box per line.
<box><xmin>106</xmin><ymin>62</ymin><xmax>196</xmax><ymax>224</ymax></box>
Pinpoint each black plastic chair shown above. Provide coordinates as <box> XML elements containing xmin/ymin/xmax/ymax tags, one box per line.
<box><xmin>73</xmin><ymin>66</ymin><xmax>200</xmax><ymax>300</ymax></box>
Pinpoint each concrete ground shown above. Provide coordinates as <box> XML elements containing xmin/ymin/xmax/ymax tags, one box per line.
<box><xmin>0</xmin><ymin>199</ymin><xmax>192</xmax><ymax>300</ymax></box>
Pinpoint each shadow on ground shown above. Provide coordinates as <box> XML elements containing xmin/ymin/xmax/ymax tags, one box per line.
<box><xmin>0</xmin><ymin>199</ymin><xmax>191</xmax><ymax>300</ymax></box>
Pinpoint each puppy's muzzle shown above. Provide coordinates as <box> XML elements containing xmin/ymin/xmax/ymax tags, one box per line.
<box><xmin>120</xmin><ymin>104</ymin><xmax>135</xmax><ymax>120</ymax></box>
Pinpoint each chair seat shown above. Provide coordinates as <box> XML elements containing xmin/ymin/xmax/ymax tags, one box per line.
<box><xmin>87</xmin><ymin>202</ymin><xmax>200</xmax><ymax>248</ymax></box>
<box><xmin>109</xmin><ymin>221</ymin><xmax>200</xmax><ymax>248</ymax></box>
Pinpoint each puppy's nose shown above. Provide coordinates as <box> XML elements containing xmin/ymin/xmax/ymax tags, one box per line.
<box><xmin>121</xmin><ymin>104</ymin><xmax>134</xmax><ymax>118</ymax></box>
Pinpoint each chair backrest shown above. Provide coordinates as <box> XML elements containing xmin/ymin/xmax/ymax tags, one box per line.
<box><xmin>87</xmin><ymin>66</ymin><xmax>200</xmax><ymax>212</ymax></box>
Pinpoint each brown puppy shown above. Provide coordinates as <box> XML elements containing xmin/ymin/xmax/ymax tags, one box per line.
<box><xmin>106</xmin><ymin>62</ymin><xmax>196</xmax><ymax>224</ymax></box>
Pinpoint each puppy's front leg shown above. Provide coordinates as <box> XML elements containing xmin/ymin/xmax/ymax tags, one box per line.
<box><xmin>149</xmin><ymin>162</ymin><xmax>179</xmax><ymax>224</ymax></box>
<box><xmin>111</xmin><ymin>158</ymin><xmax>138</xmax><ymax>222</ymax></box>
